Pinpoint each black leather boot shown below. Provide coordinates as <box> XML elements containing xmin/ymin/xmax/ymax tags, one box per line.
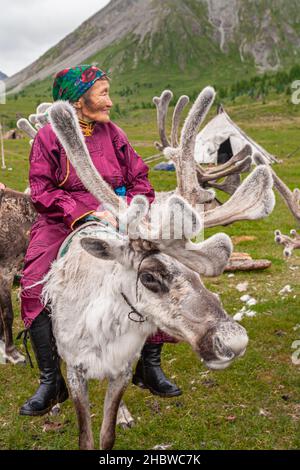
<box><xmin>19</xmin><ymin>310</ymin><xmax>69</xmax><ymax>416</ymax></box>
<box><xmin>132</xmin><ymin>343</ymin><xmax>182</xmax><ymax>397</ymax></box>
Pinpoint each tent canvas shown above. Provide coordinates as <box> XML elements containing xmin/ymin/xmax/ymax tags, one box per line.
<box><xmin>195</xmin><ymin>106</ymin><xmax>278</xmax><ymax>165</ymax></box>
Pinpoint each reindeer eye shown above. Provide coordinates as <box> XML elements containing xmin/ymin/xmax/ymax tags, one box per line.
<box><xmin>139</xmin><ymin>272</ymin><xmax>169</xmax><ymax>294</ymax></box>
<box><xmin>140</xmin><ymin>273</ymin><xmax>156</xmax><ymax>284</ymax></box>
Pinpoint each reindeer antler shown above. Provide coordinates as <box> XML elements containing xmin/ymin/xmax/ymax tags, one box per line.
<box><xmin>153</xmin><ymin>90</ymin><xmax>190</xmax><ymax>152</ymax></box>
<box><xmin>154</xmin><ymin>88</ymin><xmax>253</xmax><ymax>197</ymax></box>
<box><xmin>159</xmin><ymin>87</ymin><xmax>275</xmax><ymax>223</ymax></box>
<box><xmin>203</xmin><ymin>165</ymin><xmax>275</xmax><ymax>228</ymax></box>
<box><xmin>48</xmin><ymin>100</ymin><xmax>275</xmax><ymax>276</ymax></box>
<box><xmin>254</xmin><ymin>153</ymin><xmax>300</xmax><ymax>223</ymax></box>
<box><xmin>198</xmin><ymin>145</ymin><xmax>252</xmax><ymax>195</ymax></box>
<box><xmin>164</xmin><ymin>87</ymin><xmax>216</xmax><ymax>205</ymax></box>
<box><xmin>17</xmin><ymin>118</ymin><xmax>37</xmax><ymax>140</ymax></box>
<box><xmin>157</xmin><ymin>88</ymin><xmax>254</xmax><ymax>202</ymax></box>
<box><xmin>48</xmin><ymin>100</ymin><xmax>234</xmax><ymax>277</ymax></box>
<box><xmin>274</xmin><ymin>229</ymin><xmax>300</xmax><ymax>257</ymax></box>
<box><xmin>17</xmin><ymin>102</ymin><xmax>51</xmax><ymax>143</ymax></box>
<box><xmin>197</xmin><ymin>155</ymin><xmax>252</xmax><ymax>184</ymax></box>
<box><xmin>171</xmin><ymin>95</ymin><xmax>190</xmax><ymax>147</ymax></box>
<box><xmin>48</xmin><ymin>101</ymin><xmax>126</xmax><ymax>216</ymax></box>
<box><xmin>204</xmin><ymin>144</ymin><xmax>252</xmax><ymax>174</ymax></box>
<box><xmin>205</xmin><ymin>173</ymin><xmax>241</xmax><ymax>196</ymax></box>
<box><xmin>254</xmin><ymin>153</ymin><xmax>300</xmax><ymax>257</ymax></box>
<box><xmin>134</xmin><ymin>194</ymin><xmax>233</xmax><ymax>276</ymax></box>
<box><xmin>153</xmin><ymin>90</ymin><xmax>173</xmax><ymax>151</ymax></box>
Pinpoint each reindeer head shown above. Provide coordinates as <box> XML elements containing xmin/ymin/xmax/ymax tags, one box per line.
<box><xmin>80</xmin><ymin>195</ymin><xmax>248</xmax><ymax>371</ymax></box>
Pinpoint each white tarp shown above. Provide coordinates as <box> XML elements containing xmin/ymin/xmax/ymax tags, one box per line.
<box><xmin>195</xmin><ymin>107</ymin><xmax>277</xmax><ymax>164</ymax></box>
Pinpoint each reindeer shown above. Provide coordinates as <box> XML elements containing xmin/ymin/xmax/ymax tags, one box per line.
<box><xmin>0</xmin><ymin>104</ymin><xmax>52</xmax><ymax>363</ymax></box>
<box><xmin>33</xmin><ymin>86</ymin><xmax>275</xmax><ymax>450</ymax></box>
<box><xmin>255</xmin><ymin>153</ymin><xmax>300</xmax><ymax>257</ymax></box>
<box><xmin>0</xmin><ymin>187</ymin><xmax>36</xmax><ymax>363</ymax></box>
<box><xmin>0</xmin><ymin>88</ymin><xmax>273</xmax><ymax>369</ymax></box>
<box><xmin>0</xmin><ymin>91</ymin><xmax>258</xmax><ymax>363</ymax></box>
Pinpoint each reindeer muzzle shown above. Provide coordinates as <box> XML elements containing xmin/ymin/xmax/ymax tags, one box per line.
<box><xmin>197</xmin><ymin>321</ymin><xmax>248</xmax><ymax>370</ymax></box>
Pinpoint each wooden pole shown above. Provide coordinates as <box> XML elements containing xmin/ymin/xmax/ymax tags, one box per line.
<box><xmin>0</xmin><ymin>121</ymin><xmax>5</xmax><ymax>169</ymax></box>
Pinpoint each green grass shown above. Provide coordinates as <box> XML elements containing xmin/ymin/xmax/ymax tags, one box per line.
<box><xmin>0</xmin><ymin>91</ymin><xmax>300</xmax><ymax>450</ymax></box>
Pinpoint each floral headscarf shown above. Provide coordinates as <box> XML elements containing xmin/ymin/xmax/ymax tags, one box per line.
<box><xmin>52</xmin><ymin>65</ymin><xmax>107</xmax><ymax>102</ymax></box>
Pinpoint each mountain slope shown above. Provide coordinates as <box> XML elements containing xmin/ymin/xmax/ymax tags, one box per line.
<box><xmin>4</xmin><ymin>0</ymin><xmax>300</xmax><ymax>94</ymax></box>
<box><xmin>0</xmin><ymin>71</ymin><xmax>7</xmax><ymax>80</ymax></box>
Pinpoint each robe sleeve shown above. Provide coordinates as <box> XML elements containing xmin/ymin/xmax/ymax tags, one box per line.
<box><xmin>29</xmin><ymin>134</ymin><xmax>100</xmax><ymax>229</ymax></box>
<box><xmin>113</xmin><ymin>129</ymin><xmax>155</xmax><ymax>204</ymax></box>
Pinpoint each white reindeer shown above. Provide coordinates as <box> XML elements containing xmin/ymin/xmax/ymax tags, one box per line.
<box><xmin>35</xmin><ymin>86</ymin><xmax>275</xmax><ymax>450</ymax></box>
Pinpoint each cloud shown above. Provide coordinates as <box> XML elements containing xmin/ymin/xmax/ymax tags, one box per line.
<box><xmin>0</xmin><ymin>0</ymin><xmax>110</xmax><ymax>76</ymax></box>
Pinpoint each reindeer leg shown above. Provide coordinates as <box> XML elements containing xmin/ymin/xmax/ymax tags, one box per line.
<box><xmin>67</xmin><ymin>365</ymin><xmax>94</xmax><ymax>450</ymax></box>
<box><xmin>0</xmin><ymin>306</ymin><xmax>4</xmax><ymax>341</ymax></box>
<box><xmin>100</xmin><ymin>368</ymin><xmax>132</xmax><ymax>450</ymax></box>
<box><xmin>0</xmin><ymin>275</ymin><xmax>25</xmax><ymax>365</ymax></box>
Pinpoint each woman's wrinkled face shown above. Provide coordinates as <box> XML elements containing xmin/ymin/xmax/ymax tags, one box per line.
<box><xmin>74</xmin><ymin>79</ymin><xmax>113</xmax><ymax>123</ymax></box>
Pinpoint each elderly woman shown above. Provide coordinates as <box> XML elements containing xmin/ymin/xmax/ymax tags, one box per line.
<box><xmin>20</xmin><ymin>65</ymin><xmax>181</xmax><ymax>417</ymax></box>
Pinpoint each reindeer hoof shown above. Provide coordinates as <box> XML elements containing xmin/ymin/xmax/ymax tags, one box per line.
<box><xmin>1</xmin><ymin>343</ymin><xmax>26</xmax><ymax>365</ymax></box>
<box><xmin>118</xmin><ymin>419</ymin><xmax>135</xmax><ymax>430</ymax></box>
<box><xmin>117</xmin><ymin>402</ymin><xmax>135</xmax><ymax>429</ymax></box>
<box><xmin>50</xmin><ymin>404</ymin><xmax>61</xmax><ymax>416</ymax></box>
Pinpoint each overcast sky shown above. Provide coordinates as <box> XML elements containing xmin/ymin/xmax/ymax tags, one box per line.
<box><xmin>0</xmin><ymin>0</ymin><xmax>110</xmax><ymax>76</ymax></box>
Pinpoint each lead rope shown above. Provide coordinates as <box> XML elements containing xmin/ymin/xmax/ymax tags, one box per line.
<box><xmin>121</xmin><ymin>250</ymin><xmax>159</xmax><ymax>324</ymax></box>
<box><xmin>16</xmin><ymin>329</ymin><xmax>34</xmax><ymax>368</ymax></box>
<box><xmin>121</xmin><ymin>292</ymin><xmax>145</xmax><ymax>323</ymax></box>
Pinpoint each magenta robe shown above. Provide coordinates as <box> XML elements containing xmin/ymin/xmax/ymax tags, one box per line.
<box><xmin>20</xmin><ymin>121</ymin><xmax>155</xmax><ymax>328</ymax></box>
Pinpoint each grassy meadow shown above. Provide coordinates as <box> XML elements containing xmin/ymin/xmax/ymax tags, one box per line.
<box><xmin>0</xmin><ymin>88</ymin><xmax>300</xmax><ymax>450</ymax></box>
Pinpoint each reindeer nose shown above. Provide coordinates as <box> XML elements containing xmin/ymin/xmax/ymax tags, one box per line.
<box><xmin>214</xmin><ymin>322</ymin><xmax>248</xmax><ymax>359</ymax></box>
<box><xmin>197</xmin><ymin>320</ymin><xmax>249</xmax><ymax>370</ymax></box>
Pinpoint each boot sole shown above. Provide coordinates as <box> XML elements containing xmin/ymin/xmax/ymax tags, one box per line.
<box><xmin>147</xmin><ymin>386</ymin><xmax>183</xmax><ymax>398</ymax></box>
<box><xmin>132</xmin><ymin>376</ymin><xmax>147</xmax><ymax>389</ymax></box>
<box><xmin>19</xmin><ymin>402</ymin><xmax>55</xmax><ymax>416</ymax></box>
<box><xmin>132</xmin><ymin>377</ymin><xmax>182</xmax><ymax>397</ymax></box>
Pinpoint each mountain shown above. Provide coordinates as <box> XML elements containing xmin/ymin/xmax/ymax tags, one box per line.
<box><xmin>5</xmin><ymin>0</ymin><xmax>300</xmax><ymax>94</ymax></box>
<box><xmin>0</xmin><ymin>71</ymin><xmax>7</xmax><ymax>80</ymax></box>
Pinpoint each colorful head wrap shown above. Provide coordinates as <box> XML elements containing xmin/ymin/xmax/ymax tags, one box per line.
<box><xmin>52</xmin><ymin>65</ymin><xmax>107</xmax><ymax>102</ymax></box>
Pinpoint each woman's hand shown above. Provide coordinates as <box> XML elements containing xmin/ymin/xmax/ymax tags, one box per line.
<box><xmin>92</xmin><ymin>210</ymin><xmax>117</xmax><ymax>227</ymax></box>
<box><xmin>0</xmin><ymin>182</ymin><xmax>6</xmax><ymax>190</ymax></box>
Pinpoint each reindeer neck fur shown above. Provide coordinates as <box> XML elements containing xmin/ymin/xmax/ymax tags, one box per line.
<box><xmin>0</xmin><ymin>188</ymin><xmax>36</xmax><ymax>265</ymax></box>
<box><xmin>0</xmin><ymin>188</ymin><xmax>36</xmax><ymax>222</ymax></box>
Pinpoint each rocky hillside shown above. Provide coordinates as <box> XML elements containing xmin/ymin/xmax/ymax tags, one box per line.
<box><xmin>4</xmin><ymin>0</ymin><xmax>300</xmax><ymax>93</ymax></box>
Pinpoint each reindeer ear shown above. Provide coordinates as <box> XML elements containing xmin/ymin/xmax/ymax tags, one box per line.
<box><xmin>80</xmin><ymin>237</ymin><xmax>125</xmax><ymax>261</ymax></box>
<box><xmin>163</xmin><ymin>233</ymin><xmax>233</xmax><ymax>277</ymax></box>
<box><xmin>185</xmin><ymin>233</ymin><xmax>233</xmax><ymax>276</ymax></box>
